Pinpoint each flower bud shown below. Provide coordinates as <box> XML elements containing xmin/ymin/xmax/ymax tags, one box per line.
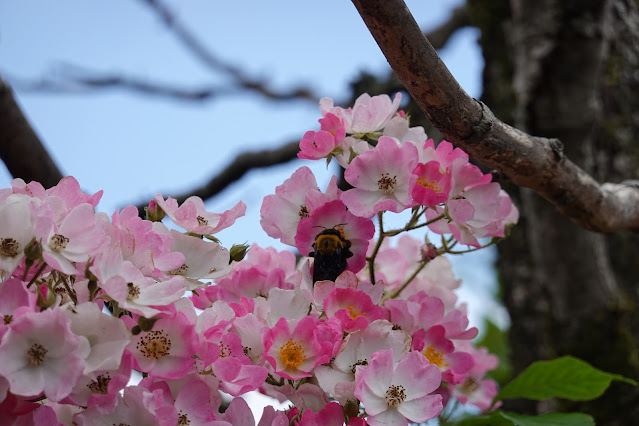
<box><xmin>23</xmin><ymin>239</ymin><xmax>42</xmax><ymax>262</ymax></box>
<box><xmin>343</xmin><ymin>398</ymin><xmax>360</xmax><ymax>419</ymax></box>
<box><xmin>421</xmin><ymin>242</ymin><xmax>438</xmax><ymax>261</ymax></box>
<box><xmin>229</xmin><ymin>243</ymin><xmax>250</xmax><ymax>263</ymax></box>
<box><xmin>137</xmin><ymin>315</ymin><xmax>160</xmax><ymax>332</ymax></box>
<box><xmin>145</xmin><ymin>199</ymin><xmax>165</xmax><ymax>222</ymax></box>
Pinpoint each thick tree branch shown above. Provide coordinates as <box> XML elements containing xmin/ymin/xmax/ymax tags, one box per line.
<box><xmin>351</xmin><ymin>0</ymin><xmax>639</xmax><ymax>232</ymax></box>
<box><xmin>135</xmin><ymin>141</ymin><xmax>300</xmax><ymax>215</ymax></box>
<box><xmin>0</xmin><ymin>78</ymin><xmax>63</xmax><ymax>188</ymax></box>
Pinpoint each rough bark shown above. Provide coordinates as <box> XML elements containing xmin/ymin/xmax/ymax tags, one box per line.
<box><xmin>351</xmin><ymin>0</ymin><xmax>639</xmax><ymax>233</ymax></box>
<box><xmin>351</xmin><ymin>0</ymin><xmax>639</xmax><ymax>422</ymax></box>
<box><xmin>475</xmin><ymin>0</ymin><xmax>639</xmax><ymax>421</ymax></box>
<box><xmin>0</xmin><ymin>78</ymin><xmax>63</xmax><ymax>188</ymax></box>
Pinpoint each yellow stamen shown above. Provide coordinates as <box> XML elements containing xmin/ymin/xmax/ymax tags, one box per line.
<box><xmin>346</xmin><ymin>305</ymin><xmax>363</xmax><ymax>319</ymax></box>
<box><xmin>423</xmin><ymin>344</ymin><xmax>449</xmax><ymax>369</ymax></box>
<box><xmin>280</xmin><ymin>338</ymin><xmax>306</xmax><ymax>369</ymax></box>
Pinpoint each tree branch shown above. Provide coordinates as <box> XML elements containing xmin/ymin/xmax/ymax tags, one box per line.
<box><xmin>138</xmin><ymin>0</ymin><xmax>320</xmax><ymax>103</ymax></box>
<box><xmin>350</xmin><ymin>0</ymin><xmax>639</xmax><ymax>232</ymax></box>
<box><xmin>10</xmin><ymin>68</ymin><xmax>239</xmax><ymax>102</ymax></box>
<box><xmin>0</xmin><ymin>78</ymin><xmax>63</xmax><ymax>188</ymax></box>
<box><xmin>423</xmin><ymin>4</ymin><xmax>470</xmax><ymax>49</ymax></box>
<box><xmin>135</xmin><ymin>141</ymin><xmax>300</xmax><ymax>215</ymax></box>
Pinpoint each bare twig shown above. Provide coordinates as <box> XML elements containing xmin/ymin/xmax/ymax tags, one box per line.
<box><xmin>135</xmin><ymin>141</ymin><xmax>300</xmax><ymax>215</ymax></box>
<box><xmin>12</xmin><ymin>69</ymin><xmax>237</xmax><ymax>102</ymax></box>
<box><xmin>0</xmin><ymin>78</ymin><xmax>63</xmax><ymax>188</ymax></box>
<box><xmin>351</xmin><ymin>0</ymin><xmax>639</xmax><ymax>232</ymax></box>
<box><xmin>138</xmin><ymin>0</ymin><xmax>320</xmax><ymax>103</ymax></box>
<box><xmin>423</xmin><ymin>4</ymin><xmax>470</xmax><ymax>49</ymax></box>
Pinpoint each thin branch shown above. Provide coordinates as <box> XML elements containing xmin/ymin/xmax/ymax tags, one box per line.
<box><xmin>423</xmin><ymin>4</ymin><xmax>470</xmax><ymax>49</ymax></box>
<box><xmin>138</xmin><ymin>0</ymin><xmax>320</xmax><ymax>103</ymax></box>
<box><xmin>135</xmin><ymin>141</ymin><xmax>300</xmax><ymax>215</ymax></box>
<box><xmin>11</xmin><ymin>70</ymin><xmax>238</xmax><ymax>102</ymax></box>
<box><xmin>0</xmin><ymin>78</ymin><xmax>63</xmax><ymax>188</ymax></box>
<box><xmin>351</xmin><ymin>0</ymin><xmax>639</xmax><ymax>232</ymax></box>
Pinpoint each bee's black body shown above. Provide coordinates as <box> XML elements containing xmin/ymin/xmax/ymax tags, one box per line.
<box><xmin>309</xmin><ymin>228</ymin><xmax>353</xmax><ymax>283</ymax></box>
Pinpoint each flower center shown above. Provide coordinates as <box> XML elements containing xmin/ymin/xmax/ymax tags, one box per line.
<box><xmin>197</xmin><ymin>216</ymin><xmax>208</xmax><ymax>226</ymax></box>
<box><xmin>3</xmin><ymin>314</ymin><xmax>13</xmax><ymax>325</ymax></box>
<box><xmin>346</xmin><ymin>305</ymin><xmax>363</xmax><ymax>319</ymax></box>
<box><xmin>459</xmin><ymin>376</ymin><xmax>480</xmax><ymax>394</ymax></box>
<box><xmin>280</xmin><ymin>338</ymin><xmax>306</xmax><ymax>369</ymax></box>
<box><xmin>27</xmin><ymin>343</ymin><xmax>48</xmax><ymax>366</ymax></box>
<box><xmin>299</xmin><ymin>205</ymin><xmax>310</xmax><ymax>219</ymax></box>
<box><xmin>377</xmin><ymin>173</ymin><xmax>397</xmax><ymax>194</ymax></box>
<box><xmin>220</xmin><ymin>343</ymin><xmax>231</xmax><ymax>358</ymax></box>
<box><xmin>136</xmin><ymin>330</ymin><xmax>172</xmax><ymax>360</ymax></box>
<box><xmin>48</xmin><ymin>233</ymin><xmax>69</xmax><ymax>252</ymax></box>
<box><xmin>87</xmin><ymin>373</ymin><xmax>111</xmax><ymax>394</ymax></box>
<box><xmin>168</xmin><ymin>263</ymin><xmax>189</xmax><ymax>276</ymax></box>
<box><xmin>350</xmin><ymin>359</ymin><xmax>369</xmax><ymax>374</ymax></box>
<box><xmin>423</xmin><ymin>344</ymin><xmax>449</xmax><ymax>369</ymax></box>
<box><xmin>177</xmin><ymin>412</ymin><xmax>191</xmax><ymax>426</ymax></box>
<box><xmin>0</xmin><ymin>237</ymin><xmax>19</xmax><ymax>257</ymax></box>
<box><xmin>416</xmin><ymin>176</ymin><xmax>441</xmax><ymax>192</ymax></box>
<box><xmin>127</xmin><ymin>282</ymin><xmax>141</xmax><ymax>300</ymax></box>
<box><xmin>384</xmin><ymin>384</ymin><xmax>407</xmax><ymax>407</ymax></box>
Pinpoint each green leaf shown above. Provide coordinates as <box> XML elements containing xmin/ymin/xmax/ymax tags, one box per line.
<box><xmin>456</xmin><ymin>411</ymin><xmax>594</xmax><ymax>426</ymax></box>
<box><xmin>474</xmin><ymin>319</ymin><xmax>512</xmax><ymax>384</ymax></box>
<box><xmin>455</xmin><ymin>411</ymin><xmax>512</xmax><ymax>426</ymax></box>
<box><xmin>496</xmin><ymin>356</ymin><xmax>637</xmax><ymax>402</ymax></box>
<box><xmin>498</xmin><ymin>411</ymin><xmax>595</xmax><ymax>426</ymax></box>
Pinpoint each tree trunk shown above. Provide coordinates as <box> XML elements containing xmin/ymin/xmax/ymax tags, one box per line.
<box><xmin>472</xmin><ymin>0</ymin><xmax>639</xmax><ymax>422</ymax></box>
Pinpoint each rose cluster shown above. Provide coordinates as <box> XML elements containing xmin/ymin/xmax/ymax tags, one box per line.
<box><xmin>0</xmin><ymin>93</ymin><xmax>516</xmax><ymax>425</ymax></box>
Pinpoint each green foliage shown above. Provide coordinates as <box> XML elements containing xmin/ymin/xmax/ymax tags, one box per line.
<box><xmin>457</xmin><ymin>411</ymin><xmax>594</xmax><ymax>426</ymax></box>
<box><xmin>495</xmin><ymin>356</ymin><xmax>636</xmax><ymax>402</ymax></box>
<box><xmin>475</xmin><ymin>319</ymin><xmax>512</xmax><ymax>384</ymax></box>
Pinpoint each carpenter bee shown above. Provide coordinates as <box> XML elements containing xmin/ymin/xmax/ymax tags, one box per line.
<box><xmin>309</xmin><ymin>227</ymin><xmax>353</xmax><ymax>284</ymax></box>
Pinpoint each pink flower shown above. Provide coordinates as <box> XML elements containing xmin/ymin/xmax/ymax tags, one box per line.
<box><xmin>298</xmin><ymin>130</ymin><xmax>341</xmax><ymax>161</ymax></box>
<box><xmin>0</xmin><ymin>278</ymin><xmax>37</xmax><ymax>339</ymax></box>
<box><xmin>427</xmin><ymin>182</ymin><xmax>519</xmax><ymax>248</ymax></box>
<box><xmin>260</xmin><ymin>167</ymin><xmax>340</xmax><ymax>247</ymax></box>
<box><xmin>295</xmin><ymin>200</ymin><xmax>375</xmax><ymax>275</ymax></box>
<box><xmin>262</xmin><ymin>316</ymin><xmax>332</xmax><ymax>380</ymax></box>
<box><xmin>314</xmin><ymin>320</ymin><xmax>411</xmax><ymax>404</ymax></box>
<box><xmin>0</xmin><ymin>308</ymin><xmax>85</xmax><ymax>401</ymax></box>
<box><xmin>320</xmin><ymin>93</ymin><xmax>402</xmax><ymax>134</ymax></box>
<box><xmin>0</xmin><ymin>195</ymin><xmax>35</xmax><ymax>276</ymax></box>
<box><xmin>411</xmin><ymin>161</ymin><xmax>452</xmax><ymax>206</ymax></box>
<box><xmin>65</xmin><ymin>302</ymin><xmax>131</xmax><ymax>374</ymax></box>
<box><xmin>296</xmin><ymin>401</ymin><xmax>344</xmax><ymax>425</ymax></box>
<box><xmin>74</xmin><ymin>386</ymin><xmax>160</xmax><ymax>426</ymax></box>
<box><xmin>155</xmin><ymin>194</ymin><xmax>245</xmax><ymax>236</ymax></box>
<box><xmin>411</xmin><ymin>325</ymin><xmax>473</xmax><ymax>385</ymax></box>
<box><xmin>34</xmin><ymin>203</ymin><xmax>107</xmax><ymax>275</ymax></box>
<box><xmin>93</xmin><ymin>247</ymin><xmax>186</xmax><ymax>317</ymax></box>
<box><xmin>65</xmin><ymin>351</ymin><xmax>134</xmax><ymax>414</ymax></box>
<box><xmin>209</xmin><ymin>333</ymin><xmax>268</xmax><ymax>396</ymax></box>
<box><xmin>323</xmin><ymin>288</ymin><xmax>388</xmax><ymax>333</ymax></box>
<box><xmin>451</xmin><ymin>341</ymin><xmax>500</xmax><ymax>411</ymax></box>
<box><xmin>383</xmin><ymin>115</ymin><xmax>428</xmax><ymax>145</ymax></box>
<box><xmin>44</xmin><ymin>176</ymin><xmax>103</xmax><ymax>211</ymax></box>
<box><xmin>354</xmin><ymin>349</ymin><xmax>442</xmax><ymax>425</ymax></box>
<box><xmin>127</xmin><ymin>311</ymin><xmax>199</xmax><ymax>379</ymax></box>
<box><xmin>167</xmin><ymin>230</ymin><xmax>231</xmax><ymax>290</ymax></box>
<box><xmin>109</xmin><ymin>206</ymin><xmax>184</xmax><ymax>278</ymax></box>
<box><xmin>341</xmin><ymin>136</ymin><xmax>418</xmax><ymax>218</ymax></box>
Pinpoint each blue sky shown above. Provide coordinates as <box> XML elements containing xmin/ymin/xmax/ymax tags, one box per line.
<box><xmin>0</xmin><ymin>0</ymin><xmax>507</xmax><ymax>329</ymax></box>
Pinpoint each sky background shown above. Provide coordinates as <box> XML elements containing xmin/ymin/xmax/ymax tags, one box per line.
<box><xmin>0</xmin><ymin>0</ymin><xmax>507</xmax><ymax>330</ymax></box>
